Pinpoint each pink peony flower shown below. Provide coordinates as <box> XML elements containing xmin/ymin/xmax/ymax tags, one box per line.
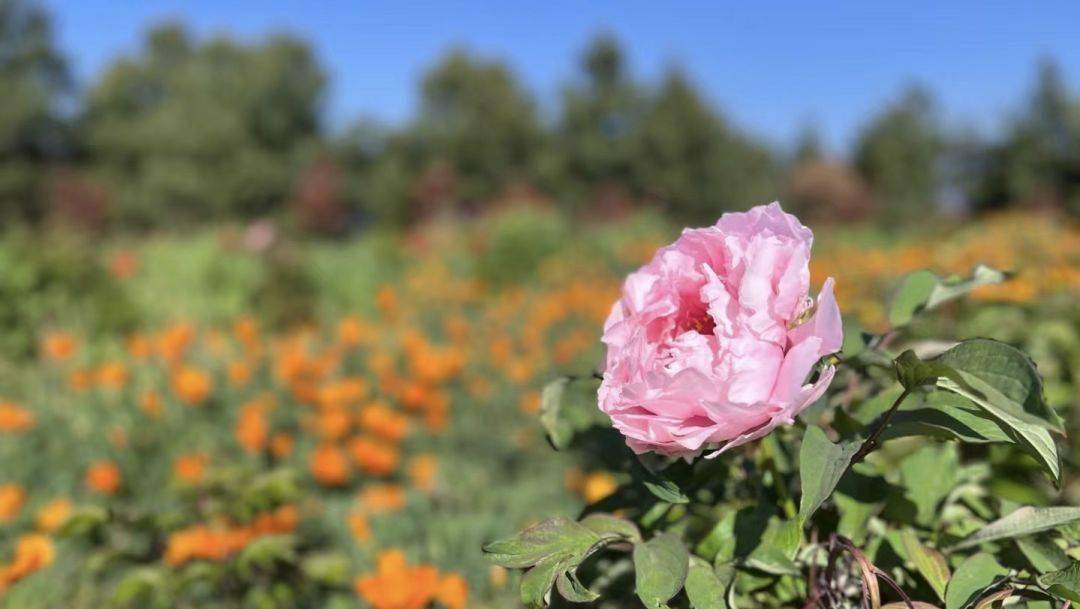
<box><xmin>599</xmin><ymin>202</ymin><xmax>842</xmax><ymax>458</ymax></box>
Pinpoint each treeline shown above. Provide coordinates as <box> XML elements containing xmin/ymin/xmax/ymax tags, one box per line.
<box><xmin>1</xmin><ymin>0</ymin><xmax>1078</xmax><ymax>233</ymax></box>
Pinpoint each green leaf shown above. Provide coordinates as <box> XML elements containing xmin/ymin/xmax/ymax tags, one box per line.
<box><xmin>695</xmin><ymin>510</ymin><xmax>736</xmax><ymax>563</ymax></box>
<box><xmin>483</xmin><ymin>517</ymin><xmax>601</xmax><ymax>568</ymax></box>
<box><xmin>945</xmin><ymin>553</ymin><xmax>1007</xmax><ymax>609</ymax></box>
<box><xmin>951</xmin><ymin>506</ymin><xmax>1080</xmax><ymax>551</ymax></box>
<box><xmin>300</xmin><ymin>552</ymin><xmax>351</xmax><ymax>586</ymax></box>
<box><xmin>633</xmin><ymin>532</ymin><xmax>690</xmax><ymax>609</ymax></box>
<box><xmin>1037</xmin><ymin>561</ymin><xmax>1080</xmax><ymax>603</ymax></box>
<box><xmin>521</xmin><ymin>556</ymin><xmax>572</xmax><ymax>608</ymax></box>
<box><xmin>890</xmin><ymin>265</ymin><xmax>1008</xmax><ymax>327</ymax></box>
<box><xmin>798</xmin><ymin>426</ymin><xmax>859</xmax><ymax>523</ymax></box>
<box><xmin>539</xmin><ymin>377</ymin><xmax>572</xmax><ymax>449</ymax></box>
<box><xmin>1015</xmin><ymin>537</ymin><xmax>1070</xmax><ymax>574</ymax></box>
<box><xmin>631</xmin><ymin>457</ymin><xmax>690</xmax><ymax>504</ymax></box>
<box><xmin>56</xmin><ymin>505</ymin><xmax>108</xmax><ymax>538</ymax></box>
<box><xmin>883</xmin><ymin>392</ymin><xmax>1012</xmax><ymax>444</ymax></box>
<box><xmin>237</xmin><ymin>535</ymin><xmax>297</xmax><ymax>575</ymax></box>
<box><xmin>112</xmin><ymin>567</ymin><xmax>166</xmax><ymax>607</ymax></box>
<box><xmin>555</xmin><ymin>570</ymin><xmax>601</xmax><ymax>603</ymax></box>
<box><xmin>580</xmin><ymin>513</ymin><xmax>641</xmax><ymax>542</ymax></box>
<box><xmin>894</xmin><ymin>349</ymin><xmax>959</xmax><ymax>390</ymax></box>
<box><xmin>898</xmin><ymin>340</ymin><xmax>1062</xmax><ymax>484</ymax></box>
<box><xmin>901</xmin><ymin>530</ymin><xmax>950</xmax><ymax>602</ymax></box>
<box><xmin>539</xmin><ymin>376</ymin><xmax>605</xmax><ymax>450</ymax></box>
<box><xmin>745</xmin><ymin>518</ymin><xmax>802</xmax><ymax>576</ymax></box>
<box><xmin>899</xmin><ymin>444</ymin><xmax>958</xmax><ymax>526</ymax></box>
<box><xmin>937</xmin><ymin>339</ymin><xmax>1063</xmax><ymax>433</ymax></box>
<box><xmin>685</xmin><ymin>556</ymin><xmax>730</xmax><ymax>609</ymax></box>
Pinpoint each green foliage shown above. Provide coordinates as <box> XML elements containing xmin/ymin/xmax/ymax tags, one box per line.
<box><xmin>489</xmin><ymin>267</ymin><xmax>1077</xmax><ymax>608</ymax></box>
<box><xmin>854</xmin><ymin>85</ymin><xmax>942</xmax><ymax>221</ymax></box>
<box><xmin>84</xmin><ymin>22</ymin><xmax>325</xmax><ymax>226</ymax></box>
<box><xmin>0</xmin><ymin>0</ymin><xmax>70</xmax><ymax>223</ymax></box>
<box><xmin>889</xmin><ymin>265</ymin><xmax>1009</xmax><ymax>328</ymax></box>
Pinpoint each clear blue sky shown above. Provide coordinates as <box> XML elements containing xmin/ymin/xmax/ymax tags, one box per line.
<box><xmin>46</xmin><ymin>0</ymin><xmax>1080</xmax><ymax>152</ymax></box>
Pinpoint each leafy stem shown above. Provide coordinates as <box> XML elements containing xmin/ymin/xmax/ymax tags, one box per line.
<box><xmin>850</xmin><ymin>387</ymin><xmax>915</xmax><ymax>464</ymax></box>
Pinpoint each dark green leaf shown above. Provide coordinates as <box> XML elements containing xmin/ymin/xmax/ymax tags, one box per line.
<box><xmin>521</xmin><ymin>556</ymin><xmax>572</xmax><ymax>608</ymax></box>
<box><xmin>685</xmin><ymin>556</ymin><xmax>729</xmax><ymax>609</ymax></box>
<box><xmin>900</xmin><ymin>340</ymin><xmax>1062</xmax><ymax>483</ymax></box>
<box><xmin>633</xmin><ymin>532</ymin><xmax>690</xmax><ymax>609</ymax></box>
<box><xmin>951</xmin><ymin>507</ymin><xmax>1080</xmax><ymax>551</ymax></box>
<box><xmin>945</xmin><ymin>553</ymin><xmax>1007</xmax><ymax>609</ymax></box>
<box><xmin>883</xmin><ymin>392</ymin><xmax>1012</xmax><ymax>444</ymax></box>
<box><xmin>580</xmin><ymin>513</ymin><xmax>641</xmax><ymax>542</ymax></box>
<box><xmin>798</xmin><ymin>426</ymin><xmax>859</xmax><ymax>523</ymax></box>
<box><xmin>555</xmin><ymin>570</ymin><xmax>601</xmax><ymax>603</ymax></box>
<box><xmin>631</xmin><ymin>457</ymin><xmax>690</xmax><ymax>504</ymax></box>
<box><xmin>1037</xmin><ymin>561</ymin><xmax>1080</xmax><ymax>603</ymax></box>
<box><xmin>483</xmin><ymin>517</ymin><xmax>600</xmax><ymax>568</ymax></box>
<box><xmin>539</xmin><ymin>376</ymin><xmax>606</xmax><ymax>450</ymax></box>
<box><xmin>1015</xmin><ymin>537</ymin><xmax>1070</xmax><ymax>574</ymax></box>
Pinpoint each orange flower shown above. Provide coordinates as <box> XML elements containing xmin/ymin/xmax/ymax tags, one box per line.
<box><xmin>269</xmin><ymin>432</ymin><xmax>294</xmax><ymax>459</ymax></box>
<box><xmin>375</xmin><ymin>286</ymin><xmax>399</xmax><ymax>320</ymax></box>
<box><xmin>233</xmin><ymin>316</ymin><xmax>260</xmax><ymax>349</ymax></box>
<box><xmin>347</xmin><ymin>512</ymin><xmax>371</xmax><ymax>542</ymax></box>
<box><xmin>35</xmin><ymin>498</ymin><xmax>72</xmax><ymax>533</ymax></box>
<box><xmin>174</xmin><ymin>453</ymin><xmax>208</xmax><ymax>484</ymax></box>
<box><xmin>172</xmin><ymin>367</ymin><xmax>213</xmax><ymax>406</ymax></box>
<box><xmin>337</xmin><ymin>315</ymin><xmax>373</xmax><ymax>347</ymax></box>
<box><xmin>0</xmin><ymin>484</ymin><xmax>27</xmax><ymax>522</ymax></box>
<box><xmin>518</xmin><ymin>390</ymin><xmax>541</xmax><ymax>414</ymax></box>
<box><xmin>354</xmin><ymin>549</ymin><xmax>439</xmax><ymax>609</ymax></box>
<box><xmin>581</xmin><ymin>471</ymin><xmax>618</xmax><ymax>504</ymax></box>
<box><xmin>358</xmin><ymin>401</ymin><xmax>410</xmax><ymax>443</ymax></box>
<box><xmin>408</xmin><ymin>454</ymin><xmax>438</xmax><ymax>492</ymax></box>
<box><xmin>96</xmin><ymin>361</ymin><xmax>128</xmax><ymax>390</ymax></box>
<box><xmin>157</xmin><ymin>322</ymin><xmax>195</xmax><ymax>364</ymax></box>
<box><xmin>41</xmin><ymin>331</ymin><xmax>76</xmax><ymax>362</ymax></box>
<box><xmin>312</xmin><ymin>409</ymin><xmax>352</xmax><ymax>440</ymax></box>
<box><xmin>85</xmin><ymin>461</ymin><xmax>122</xmax><ymax>495</ymax></box>
<box><xmin>0</xmin><ymin>402</ymin><xmax>34</xmax><ymax>432</ymax></box>
<box><xmin>227</xmin><ymin>361</ymin><xmax>252</xmax><ymax>388</ymax></box>
<box><xmin>348</xmin><ymin>436</ymin><xmax>399</xmax><ymax>476</ymax></box>
<box><xmin>126</xmin><ymin>332</ymin><xmax>153</xmax><ymax>359</ymax></box>
<box><xmin>236</xmin><ymin>396</ymin><xmax>271</xmax><ymax>454</ymax></box>
<box><xmin>436</xmin><ymin>573</ymin><xmax>469</xmax><ymax>609</ymax></box>
<box><xmin>309</xmin><ymin>443</ymin><xmax>350</xmax><ymax>487</ymax></box>
<box><xmin>139</xmin><ymin>390</ymin><xmax>163</xmax><ymax>418</ymax></box>
<box><xmin>68</xmin><ymin>368</ymin><xmax>94</xmax><ymax>391</ymax></box>
<box><xmin>0</xmin><ymin>534</ymin><xmax>55</xmax><ymax>589</ymax></box>
<box><xmin>357</xmin><ymin>484</ymin><xmax>406</xmax><ymax>514</ymax></box>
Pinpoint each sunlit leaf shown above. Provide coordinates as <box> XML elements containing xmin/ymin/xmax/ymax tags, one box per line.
<box><xmin>633</xmin><ymin>532</ymin><xmax>689</xmax><ymax>609</ymax></box>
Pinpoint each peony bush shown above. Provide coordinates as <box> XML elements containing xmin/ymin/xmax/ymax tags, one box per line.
<box><xmin>484</xmin><ymin>203</ymin><xmax>1078</xmax><ymax>608</ymax></box>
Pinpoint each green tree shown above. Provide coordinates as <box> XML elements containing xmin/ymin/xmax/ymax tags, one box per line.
<box><xmin>412</xmin><ymin>49</ymin><xmax>542</xmax><ymax>208</ymax></box>
<box><xmin>853</xmin><ymin>85</ymin><xmax>942</xmax><ymax>220</ymax></box>
<box><xmin>0</xmin><ymin>0</ymin><xmax>70</xmax><ymax>223</ymax></box>
<box><xmin>84</xmin><ymin>23</ymin><xmax>325</xmax><ymax>227</ymax></box>
<box><xmin>553</xmin><ymin>35</ymin><xmax>646</xmax><ymax>212</ymax></box>
<box><xmin>632</xmin><ymin>69</ymin><xmax>776</xmax><ymax>222</ymax></box>
<box><xmin>968</xmin><ymin>59</ymin><xmax>1080</xmax><ymax>213</ymax></box>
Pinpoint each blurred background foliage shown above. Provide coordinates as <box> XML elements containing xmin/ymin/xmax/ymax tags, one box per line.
<box><xmin>0</xmin><ymin>0</ymin><xmax>1077</xmax><ymax>232</ymax></box>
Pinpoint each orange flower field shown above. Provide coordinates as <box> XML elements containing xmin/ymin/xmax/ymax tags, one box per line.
<box><xmin>0</xmin><ymin>207</ymin><xmax>1076</xmax><ymax>608</ymax></box>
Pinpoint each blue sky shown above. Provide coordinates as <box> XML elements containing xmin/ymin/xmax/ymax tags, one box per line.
<box><xmin>46</xmin><ymin>1</ymin><xmax>1080</xmax><ymax>152</ymax></box>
